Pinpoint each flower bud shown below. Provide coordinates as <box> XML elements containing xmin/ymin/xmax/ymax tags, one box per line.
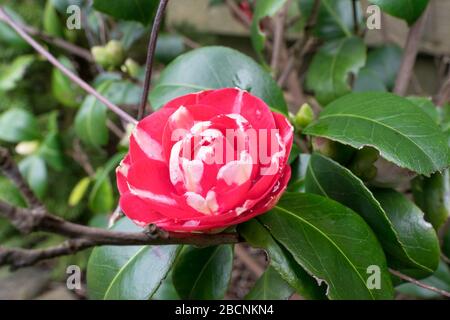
<box><xmin>105</xmin><ymin>40</ymin><xmax>125</xmax><ymax>69</ymax></box>
<box><xmin>349</xmin><ymin>147</ymin><xmax>379</xmax><ymax>181</ymax></box>
<box><xmin>121</xmin><ymin>58</ymin><xmax>140</xmax><ymax>78</ymax></box>
<box><xmin>91</xmin><ymin>46</ymin><xmax>109</xmax><ymax>69</ymax></box>
<box><xmin>294</xmin><ymin>103</ymin><xmax>314</xmax><ymax>129</ymax></box>
<box><xmin>15</xmin><ymin>140</ymin><xmax>40</xmax><ymax>155</ymax></box>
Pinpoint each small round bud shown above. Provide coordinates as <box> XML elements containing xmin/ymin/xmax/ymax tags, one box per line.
<box><xmin>15</xmin><ymin>140</ymin><xmax>40</xmax><ymax>155</ymax></box>
<box><xmin>294</xmin><ymin>103</ymin><xmax>314</xmax><ymax>129</ymax></box>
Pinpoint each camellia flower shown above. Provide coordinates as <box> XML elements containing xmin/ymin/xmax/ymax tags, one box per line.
<box><xmin>116</xmin><ymin>88</ymin><xmax>293</xmax><ymax>232</ymax></box>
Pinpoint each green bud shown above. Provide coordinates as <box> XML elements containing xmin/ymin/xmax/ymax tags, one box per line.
<box><xmin>91</xmin><ymin>46</ymin><xmax>109</xmax><ymax>69</ymax></box>
<box><xmin>121</xmin><ymin>58</ymin><xmax>141</xmax><ymax>78</ymax></box>
<box><xmin>104</xmin><ymin>40</ymin><xmax>125</xmax><ymax>69</ymax></box>
<box><xmin>15</xmin><ymin>140</ymin><xmax>40</xmax><ymax>155</ymax></box>
<box><xmin>294</xmin><ymin>103</ymin><xmax>314</xmax><ymax>129</ymax></box>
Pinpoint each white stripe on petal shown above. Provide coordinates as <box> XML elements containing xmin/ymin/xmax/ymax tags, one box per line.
<box><xmin>217</xmin><ymin>151</ymin><xmax>253</xmax><ymax>186</ymax></box>
<box><xmin>185</xmin><ymin>191</ymin><xmax>219</xmax><ymax>215</ymax></box>
<box><xmin>128</xmin><ymin>184</ymin><xmax>177</xmax><ymax>206</ymax></box>
<box><xmin>181</xmin><ymin>158</ymin><xmax>204</xmax><ymax>193</ymax></box>
<box><xmin>132</xmin><ymin>128</ymin><xmax>164</xmax><ymax>161</ymax></box>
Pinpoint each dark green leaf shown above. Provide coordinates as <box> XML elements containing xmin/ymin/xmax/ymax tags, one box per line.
<box><xmin>353</xmin><ymin>67</ymin><xmax>387</xmax><ymax>93</ymax></box>
<box><xmin>0</xmin><ymin>55</ymin><xmax>34</xmax><ymax>91</ymax></box>
<box><xmin>303</xmin><ymin>92</ymin><xmax>450</xmax><ymax>176</ymax></box>
<box><xmin>305</xmin><ymin>153</ymin><xmax>440</xmax><ymax>278</ymax></box>
<box><xmin>153</xmin><ymin>273</ymin><xmax>181</xmax><ymax>300</ymax></box>
<box><xmin>299</xmin><ymin>0</ymin><xmax>361</xmax><ymax>39</ymax></box>
<box><xmin>239</xmin><ymin>219</ymin><xmax>326</xmax><ymax>299</ymax></box>
<box><xmin>0</xmin><ymin>7</ymin><xmax>29</xmax><ymax>49</ymax></box>
<box><xmin>0</xmin><ymin>108</ymin><xmax>40</xmax><ymax>143</ymax></box>
<box><xmin>74</xmin><ymin>82</ymin><xmax>110</xmax><ymax>147</ymax></box>
<box><xmin>51</xmin><ymin>56</ymin><xmax>83</xmax><ymax>108</ymax></box>
<box><xmin>0</xmin><ymin>175</ymin><xmax>26</xmax><ymax>207</ymax></box>
<box><xmin>172</xmin><ymin>245</ymin><xmax>233</xmax><ymax>299</ymax></box>
<box><xmin>93</xmin><ymin>0</ymin><xmax>158</xmax><ymax>25</ymax></box>
<box><xmin>287</xmin><ymin>154</ymin><xmax>310</xmax><ymax>192</ymax></box>
<box><xmin>43</xmin><ymin>0</ymin><xmax>64</xmax><ymax>38</ymax></box>
<box><xmin>306</xmin><ymin>37</ymin><xmax>366</xmax><ymax>105</ymax></box>
<box><xmin>251</xmin><ymin>0</ymin><xmax>288</xmax><ymax>61</ymax></box>
<box><xmin>408</xmin><ymin>97</ymin><xmax>440</xmax><ymax>123</ymax></box>
<box><xmin>87</xmin><ymin>219</ymin><xmax>181</xmax><ymax>299</ymax></box>
<box><xmin>369</xmin><ymin>0</ymin><xmax>429</xmax><ymax>25</ymax></box>
<box><xmin>155</xmin><ymin>34</ymin><xmax>186</xmax><ymax>64</ymax></box>
<box><xmin>38</xmin><ymin>132</ymin><xmax>65</xmax><ymax>171</ymax></box>
<box><xmin>245</xmin><ymin>266</ymin><xmax>294</xmax><ymax>300</ymax></box>
<box><xmin>364</xmin><ymin>44</ymin><xmax>403</xmax><ymax>90</ymax></box>
<box><xmin>150</xmin><ymin>46</ymin><xmax>288</xmax><ymax>114</ymax></box>
<box><xmin>260</xmin><ymin>192</ymin><xmax>394</xmax><ymax>300</ymax></box>
<box><xmin>18</xmin><ymin>155</ymin><xmax>48</xmax><ymax>199</ymax></box>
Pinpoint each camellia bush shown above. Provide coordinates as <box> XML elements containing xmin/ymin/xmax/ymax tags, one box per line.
<box><xmin>0</xmin><ymin>0</ymin><xmax>450</xmax><ymax>300</ymax></box>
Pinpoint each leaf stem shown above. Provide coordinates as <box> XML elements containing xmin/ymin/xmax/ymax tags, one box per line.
<box><xmin>389</xmin><ymin>268</ymin><xmax>450</xmax><ymax>298</ymax></box>
<box><xmin>0</xmin><ymin>7</ymin><xmax>137</xmax><ymax>125</ymax></box>
<box><xmin>137</xmin><ymin>0</ymin><xmax>170</xmax><ymax>120</ymax></box>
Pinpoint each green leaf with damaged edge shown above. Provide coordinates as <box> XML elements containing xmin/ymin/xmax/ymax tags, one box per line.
<box><xmin>245</xmin><ymin>266</ymin><xmax>294</xmax><ymax>300</ymax></box>
<box><xmin>0</xmin><ymin>108</ymin><xmax>40</xmax><ymax>143</ymax></box>
<box><xmin>172</xmin><ymin>245</ymin><xmax>233</xmax><ymax>300</ymax></box>
<box><xmin>74</xmin><ymin>81</ymin><xmax>111</xmax><ymax>147</ymax></box>
<box><xmin>260</xmin><ymin>192</ymin><xmax>394</xmax><ymax>300</ymax></box>
<box><xmin>238</xmin><ymin>219</ymin><xmax>326</xmax><ymax>299</ymax></box>
<box><xmin>150</xmin><ymin>46</ymin><xmax>288</xmax><ymax>115</ymax></box>
<box><xmin>369</xmin><ymin>0</ymin><xmax>429</xmax><ymax>25</ymax></box>
<box><xmin>0</xmin><ymin>55</ymin><xmax>34</xmax><ymax>91</ymax></box>
<box><xmin>93</xmin><ymin>0</ymin><xmax>158</xmax><ymax>25</ymax></box>
<box><xmin>306</xmin><ymin>37</ymin><xmax>366</xmax><ymax>106</ymax></box>
<box><xmin>251</xmin><ymin>0</ymin><xmax>288</xmax><ymax>61</ymax></box>
<box><xmin>305</xmin><ymin>153</ymin><xmax>440</xmax><ymax>278</ymax></box>
<box><xmin>87</xmin><ymin>218</ymin><xmax>181</xmax><ymax>300</ymax></box>
<box><xmin>303</xmin><ymin>92</ymin><xmax>450</xmax><ymax>176</ymax></box>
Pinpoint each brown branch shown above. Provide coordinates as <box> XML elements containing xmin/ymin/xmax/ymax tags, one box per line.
<box><xmin>434</xmin><ymin>75</ymin><xmax>450</xmax><ymax>107</ymax></box>
<box><xmin>277</xmin><ymin>0</ymin><xmax>321</xmax><ymax>88</ymax></box>
<box><xmin>389</xmin><ymin>268</ymin><xmax>450</xmax><ymax>298</ymax></box>
<box><xmin>137</xmin><ymin>0</ymin><xmax>169</xmax><ymax>120</ymax></box>
<box><xmin>225</xmin><ymin>0</ymin><xmax>251</xmax><ymax>28</ymax></box>
<box><xmin>393</xmin><ymin>6</ymin><xmax>429</xmax><ymax>96</ymax></box>
<box><xmin>0</xmin><ymin>7</ymin><xmax>137</xmax><ymax>125</ymax></box>
<box><xmin>271</xmin><ymin>1</ymin><xmax>290</xmax><ymax>73</ymax></box>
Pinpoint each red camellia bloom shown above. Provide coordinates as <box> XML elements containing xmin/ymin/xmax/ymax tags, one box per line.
<box><xmin>116</xmin><ymin>88</ymin><xmax>293</xmax><ymax>232</ymax></box>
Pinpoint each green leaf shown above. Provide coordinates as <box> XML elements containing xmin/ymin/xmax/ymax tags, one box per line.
<box><xmin>408</xmin><ymin>96</ymin><xmax>440</xmax><ymax>124</ymax></box>
<box><xmin>412</xmin><ymin>170</ymin><xmax>450</xmax><ymax>230</ymax></box>
<box><xmin>18</xmin><ymin>155</ymin><xmax>48</xmax><ymax>199</ymax></box>
<box><xmin>364</xmin><ymin>44</ymin><xmax>403</xmax><ymax>90</ymax></box>
<box><xmin>87</xmin><ymin>218</ymin><xmax>181</xmax><ymax>299</ymax></box>
<box><xmin>303</xmin><ymin>92</ymin><xmax>450</xmax><ymax>176</ymax></box>
<box><xmin>153</xmin><ymin>273</ymin><xmax>180</xmax><ymax>300</ymax></box>
<box><xmin>0</xmin><ymin>7</ymin><xmax>29</xmax><ymax>49</ymax></box>
<box><xmin>74</xmin><ymin>82</ymin><xmax>110</xmax><ymax>147</ymax></box>
<box><xmin>0</xmin><ymin>55</ymin><xmax>34</xmax><ymax>91</ymax></box>
<box><xmin>369</xmin><ymin>0</ymin><xmax>429</xmax><ymax>25</ymax></box>
<box><xmin>299</xmin><ymin>0</ymin><xmax>361</xmax><ymax>39</ymax></box>
<box><xmin>306</xmin><ymin>37</ymin><xmax>366</xmax><ymax>106</ymax></box>
<box><xmin>353</xmin><ymin>67</ymin><xmax>387</xmax><ymax>93</ymax></box>
<box><xmin>239</xmin><ymin>219</ymin><xmax>326</xmax><ymax>299</ymax></box>
<box><xmin>43</xmin><ymin>0</ymin><xmax>64</xmax><ymax>38</ymax></box>
<box><xmin>51</xmin><ymin>56</ymin><xmax>83</xmax><ymax>108</ymax></box>
<box><xmin>93</xmin><ymin>0</ymin><xmax>158</xmax><ymax>25</ymax></box>
<box><xmin>305</xmin><ymin>153</ymin><xmax>440</xmax><ymax>278</ymax></box>
<box><xmin>396</xmin><ymin>261</ymin><xmax>450</xmax><ymax>299</ymax></box>
<box><xmin>155</xmin><ymin>34</ymin><xmax>186</xmax><ymax>64</ymax></box>
<box><xmin>38</xmin><ymin>132</ymin><xmax>65</xmax><ymax>171</ymax></box>
<box><xmin>0</xmin><ymin>176</ymin><xmax>26</xmax><ymax>207</ymax></box>
<box><xmin>251</xmin><ymin>0</ymin><xmax>288</xmax><ymax>61</ymax></box>
<box><xmin>245</xmin><ymin>266</ymin><xmax>294</xmax><ymax>300</ymax></box>
<box><xmin>150</xmin><ymin>46</ymin><xmax>288</xmax><ymax>114</ymax></box>
<box><xmin>172</xmin><ymin>245</ymin><xmax>233</xmax><ymax>300</ymax></box>
<box><xmin>0</xmin><ymin>108</ymin><xmax>40</xmax><ymax>143</ymax></box>
<box><xmin>69</xmin><ymin>177</ymin><xmax>91</xmax><ymax>207</ymax></box>
<box><xmin>260</xmin><ymin>192</ymin><xmax>394</xmax><ymax>300</ymax></box>
<box><xmin>287</xmin><ymin>154</ymin><xmax>311</xmax><ymax>192</ymax></box>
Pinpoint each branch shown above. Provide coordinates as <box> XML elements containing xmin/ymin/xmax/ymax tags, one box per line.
<box><xmin>137</xmin><ymin>0</ymin><xmax>170</xmax><ymax>120</ymax></box>
<box><xmin>225</xmin><ymin>0</ymin><xmax>251</xmax><ymax>28</ymax></box>
<box><xmin>393</xmin><ymin>6</ymin><xmax>429</xmax><ymax>96</ymax></box>
<box><xmin>389</xmin><ymin>268</ymin><xmax>450</xmax><ymax>298</ymax></box>
<box><xmin>434</xmin><ymin>75</ymin><xmax>450</xmax><ymax>107</ymax></box>
<box><xmin>271</xmin><ymin>1</ymin><xmax>290</xmax><ymax>73</ymax></box>
<box><xmin>0</xmin><ymin>7</ymin><xmax>137</xmax><ymax>125</ymax></box>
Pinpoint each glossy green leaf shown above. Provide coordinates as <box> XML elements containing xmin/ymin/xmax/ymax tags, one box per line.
<box><xmin>52</xmin><ymin>56</ymin><xmax>83</xmax><ymax>108</ymax></box>
<box><xmin>87</xmin><ymin>219</ymin><xmax>181</xmax><ymax>299</ymax></box>
<box><xmin>364</xmin><ymin>44</ymin><xmax>403</xmax><ymax>90</ymax></box>
<box><xmin>245</xmin><ymin>266</ymin><xmax>294</xmax><ymax>300</ymax></box>
<box><xmin>0</xmin><ymin>175</ymin><xmax>26</xmax><ymax>207</ymax></box>
<box><xmin>239</xmin><ymin>219</ymin><xmax>326</xmax><ymax>299</ymax></box>
<box><xmin>93</xmin><ymin>0</ymin><xmax>158</xmax><ymax>25</ymax></box>
<box><xmin>306</xmin><ymin>37</ymin><xmax>366</xmax><ymax>105</ymax></box>
<box><xmin>260</xmin><ymin>192</ymin><xmax>394</xmax><ymax>300</ymax></box>
<box><xmin>74</xmin><ymin>81</ymin><xmax>110</xmax><ymax>147</ymax></box>
<box><xmin>18</xmin><ymin>155</ymin><xmax>48</xmax><ymax>199</ymax></box>
<box><xmin>172</xmin><ymin>245</ymin><xmax>233</xmax><ymax>300</ymax></box>
<box><xmin>43</xmin><ymin>0</ymin><xmax>63</xmax><ymax>38</ymax></box>
<box><xmin>396</xmin><ymin>261</ymin><xmax>450</xmax><ymax>299</ymax></box>
<box><xmin>412</xmin><ymin>170</ymin><xmax>450</xmax><ymax>230</ymax></box>
<box><xmin>353</xmin><ymin>67</ymin><xmax>387</xmax><ymax>93</ymax></box>
<box><xmin>408</xmin><ymin>97</ymin><xmax>440</xmax><ymax>123</ymax></box>
<box><xmin>153</xmin><ymin>273</ymin><xmax>180</xmax><ymax>300</ymax></box>
<box><xmin>303</xmin><ymin>92</ymin><xmax>450</xmax><ymax>176</ymax></box>
<box><xmin>0</xmin><ymin>55</ymin><xmax>34</xmax><ymax>91</ymax></box>
<box><xmin>305</xmin><ymin>153</ymin><xmax>440</xmax><ymax>278</ymax></box>
<box><xmin>155</xmin><ymin>34</ymin><xmax>186</xmax><ymax>64</ymax></box>
<box><xmin>299</xmin><ymin>0</ymin><xmax>361</xmax><ymax>39</ymax></box>
<box><xmin>0</xmin><ymin>108</ymin><xmax>40</xmax><ymax>143</ymax></box>
<box><xmin>251</xmin><ymin>0</ymin><xmax>288</xmax><ymax>61</ymax></box>
<box><xmin>287</xmin><ymin>154</ymin><xmax>311</xmax><ymax>192</ymax></box>
<box><xmin>150</xmin><ymin>46</ymin><xmax>288</xmax><ymax>114</ymax></box>
<box><xmin>369</xmin><ymin>0</ymin><xmax>429</xmax><ymax>25</ymax></box>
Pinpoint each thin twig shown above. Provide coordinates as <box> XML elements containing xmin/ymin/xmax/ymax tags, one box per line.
<box><xmin>71</xmin><ymin>139</ymin><xmax>95</xmax><ymax>177</ymax></box>
<box><xmin>434</xmin><ymin>75</ymin><xmax>450</xmax><ymax>107</ymax></box>
<box><xmin>271</xmin><ymin>1</ymin><xmax>290</xmax><ymax>73</ymax></box>
<box><xmin>389</xmin><ymin>268</ymin><xmax>450</xmax><ymax>298</ymax></box>
<box><xmin>393</xmin><ymin>6</ymin><xmax>429</xmax><ymax>96</ymax></box>
<box><xmin>235</xmin><ymin>244</ymin><xmax>265</xmax><ymax>277</ymax></box>
<box><xmin>137</xmin><ymin>0</ymin><xmax>169</xmax><ymax>120</ymax></box>
<box><xmin>0</xmin><ymin>7</ymin><xmax>137</xmax><ymax>125</ymax></box>
<box><xmin>225</xmin><ymin>0</ymin><xmax>251</xmax><ymax>28</ymax></box>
